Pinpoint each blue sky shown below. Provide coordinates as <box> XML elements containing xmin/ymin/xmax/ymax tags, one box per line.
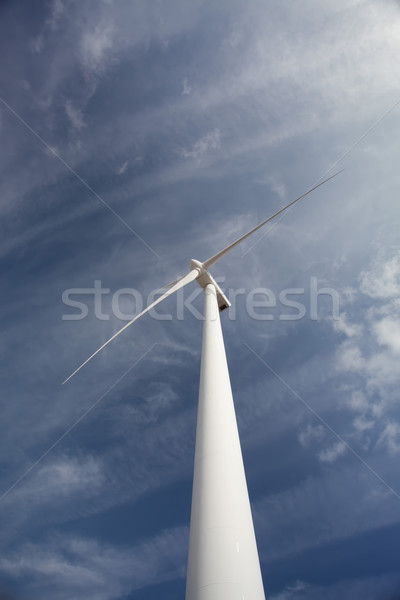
<box><xmin>1</xmin><ymin>0</ymin><xmax>400</xmax><ymax>598</ymax></box>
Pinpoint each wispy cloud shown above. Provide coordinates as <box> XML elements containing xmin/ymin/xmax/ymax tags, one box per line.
<box><xmin>254</xmin><ymin>463</ymin><xmax>400</xmax><ymax>563</ymax></box>
<box><xmin>46</xmin><ymin>0</ymin><xmax>65</xmax><ymax>31</ymax></box>
<box><xmin>373</xmin><ymin>316</ymin><xmax>400</xmax><ymax>355</ymax></box>
<box><xmin>80</xmin><ymin>23</ymin><xmax>115</xmax><ymax>75</ymax></box>
<box><xmin>318</xmin><ymin>440</ymin><xmax>346</xmax><ymax>463</ymax></box>
<box><xmin>182</xmin><ymin>78</ymin><xmax>192</xmax><ymax>95</ymax></box>
<box><xmin>298</xmin><ymin>423</ymin><xmax>325</xmax><ymax>447</ymax></box>
<box><xmin>360</xmin><ymin>254</ymin><xmax>400</xmax><ymax>299</ymax></box>
<box><xmin>270</xmin><ymin>573</ymin><xmax>400</xmax><ymax>600</ymax></box>
<box><xmin>179</xmin><ymin>128</ymin><xmax>221</xmax><ymax>162</ymax></box>
<box><xmin>65</xmin><ymin>100</ymin><xmax>86</xmax><ymax>130</ymax></box>
<box><xmin>116</xmin><ymin>160</ymin><xmax>128</xmax><ymax>175</ymax></box>
<box><xmin>335</xmin><ymin>340</ymin><xmax>365</xmax><ymax>373</ymax></box>
<box><xmin>378</xmin><ymin>422</ymin><xmax>400</xmax><ymax>455</ymax></box>
<box><xmin>0</xmin><ymin>527</ymin><xmax>188</xmax><ymax>600</ymax></box>
<box><xmin>1</xmin><ymin>1</ymin><xmax>400</xmax><ymax>597</ymax></box>
<box><xmin>30</xmin><ymin>34</ymin><xmax>44</xmax><ymax>54</ymax></box>
<box><xmin>333</xmin><ymin>312</ymin><xmax>363</xmax><ymax>337</ymax></box>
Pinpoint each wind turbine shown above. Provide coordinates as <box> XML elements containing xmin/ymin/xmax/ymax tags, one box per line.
<box><xmin>63</xmin><ymin>171</ymin><xmax>341</xmax><ymax>600</ymax></box>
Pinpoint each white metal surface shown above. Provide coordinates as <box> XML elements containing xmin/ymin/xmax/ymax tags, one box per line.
<box><xmin>191</xmin><ymin>259</ymin><xmax>231</xmax><ymax>312</ymax></box>
<box><xmin>186</xmin><ymin>284</ymin><xmax>265</xmax><ymax>600</ymax></box>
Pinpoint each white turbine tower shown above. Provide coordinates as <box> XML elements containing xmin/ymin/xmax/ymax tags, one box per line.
<box><xmin>63</xmin><ymin>172</ymin><xmax>341</xmax><ymax>599</ymax></box>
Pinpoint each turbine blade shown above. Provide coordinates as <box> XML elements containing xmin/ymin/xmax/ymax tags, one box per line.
<box><xmin>203</xmin><ymin>170</ymin><xmax>343</xmax><ymax>269</ymax></box>
<box><xmin>161</xmin><ymin>273</ymin><xmax>186</xmax><ymax>289</ymax></box>
<box><xmin>62</xmin><ymin>269</ymin><xmax>199</xmax><ymax>384</ymax></box>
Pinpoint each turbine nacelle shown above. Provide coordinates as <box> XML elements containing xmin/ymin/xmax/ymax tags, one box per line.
<box><xmin>190</xmin><ymin>258</ymin><xmax>231</xmax><ymax>312</ymax></box>
<box><xmin>189</xmin><ymin>258</ymin><xmax>205</xmax><ymax>274</ymax></box>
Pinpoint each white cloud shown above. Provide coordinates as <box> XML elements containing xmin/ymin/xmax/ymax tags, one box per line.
<box><xmin>346</xmin><ymin>390</ymin><xmax>368</xmax><ymax>412</ymax></box>
<box><xmin>353</xmin><ymin>415</ymin><xmax>374</xmax><ymax>433</ymax></box>
<box><xmin>270</xmin><ymin>573</ymin><xmax>400</xmax><ymax>600</ymax></box>
<box><xmin>340</xmin><ymin>286</ymin><xmax>358</xmax><ymax>304</ymax></box>
<box><xmin>80</xmin><ymin>23</ymin><xmax>115</xmax><ymax>74</ymax></box>
<box><xmin>286</xmin><ymin>580</ymin><xmax>306</xmax><ymax>593</ymax></box>
<box><xmin>372</xmin><ymin>316</ymin><xmax>400</xmax><ymax>355</ymax></box>
<box><xmin>0</xmin><ymin>455</ymin><xmax>105</xmax><ymax>534</ymax></box>
<box><xmin>36</xmin><ymin>455</ymin><xmax>104</xmax><ymax>494</ymax></box>
<box><xmin>360</xmin><ymin>255</ymin><xmax>400</xmax><ymax>299</ymax></box>
<box><xmin>298</xmin><ymin>423</ymin><xmax>325</xmax><ymax>447</ymax></box>
<box><xmin>255</xmin><ymin>174</ymin><xmax>287</xmax><ymax>199</ymax></box>
<box><xmin>46</xmin><ymin>0</ymin><xmax>65</xmax><ymax>31</ymax></box>
<box><xmin>333</xmin><ymin>278</ymin><xmax>400</xmax><ymax>442</ymax></box>
<box><xmin>187</xmin><ymin>0</ymin><xmax>400</xmax><ymax>144</ymax></box>
<box><xmin>272</xmin><ymin>580</ymin><xmax>306</xmax><ymax>600</ymax></box>
<box><xmin>318</xmin><ymin>440</ymin><xmax>346</xmax><ymax>463</ymax></box>
<box><xmin>0</xmin><ymin>528</ymin><xmax>188</xmax><ymax>600</ymax></box>
<box><xmin>268</xmin><ymin>177</ymin><xmax>286</xmax><ymax>200</ymax></box>
<box><xmin>254</xmin><ymin>462</ymin><xmax>400</xmax><ymax>563</ymax></box>
<box><xmin>182</xmin><ymin>78</ymin><xmax>192</xmax><ymax>95</ymax></box>
<box><xmin>116</xmin><ymin>160</ymin><xmax>128</xmax><ymax>175</ymax></box>
<box><xmin>335</xmin><ymin>340</ymin><xmax>365</xmax><ymax>373</ymax></box>
<box><xmin>30</xmin><ymin>35</ymin><xmax>44</xmax><ymax>54</ymax></box>
<box><xmin>65</xmin><ymin>101</ymin><xmax>86</xmax><ymax>130</ymax></box>
<box><xmin>333</xmin><ymin>312</ymin><xmax>363</xmax><ymax>337</ymax></box>
<box><xmin>180</xmin><ymin>128</ymin><xmax>221</xmax><ymax>161</ymax></box>
<box><xmin>378</xmin><ymin>422</ymin><xmax>400</xmax><ymax>455</ymax></box>
<box><xmin>334</xmin><ymin>253</ymin><xmax>400</xmax><ymax>407</ymax></box>
<box><xmin>365</xmin><ymin>349</ymin><xmax>400</xmax><ymax>396</ymax></box>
